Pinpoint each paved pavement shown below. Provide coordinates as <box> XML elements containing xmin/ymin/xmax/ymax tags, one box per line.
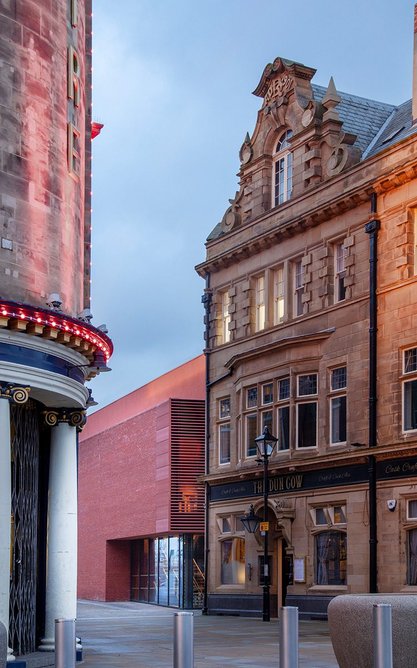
<box><xmin>76</xmin><ymin>600</ymin><xmax>339</xmax><ymax>668</ymax></box>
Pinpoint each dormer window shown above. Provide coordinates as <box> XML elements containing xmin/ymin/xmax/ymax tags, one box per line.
<box><xmin>272</xmin><ymin>129</ymin><xmax>293</xmax><ymax>207</ymax></box>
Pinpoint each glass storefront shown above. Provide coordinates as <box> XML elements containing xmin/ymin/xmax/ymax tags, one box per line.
<box><xmin>131</xmin><ymin>534</ymin><xmax>204</xmax><ymax>609</ymax></box>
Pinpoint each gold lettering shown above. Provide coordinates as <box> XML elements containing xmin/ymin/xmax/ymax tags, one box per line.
<box><xmin>67</xmin><ymin>46</ymin><xmax>80</xmax><ymax>107</ymax></box>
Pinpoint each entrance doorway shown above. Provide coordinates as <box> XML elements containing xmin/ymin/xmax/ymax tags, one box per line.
<box><xmin>276</xmin><ymin>537</ymin><xmax>293</xmax><ymax>614</ymax></box>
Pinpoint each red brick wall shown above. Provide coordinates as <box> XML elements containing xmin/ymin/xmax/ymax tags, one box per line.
<box><xmin>78</xmin><ymin>356</ymin><xmax>205</xmax><ymax>600</ymax></box>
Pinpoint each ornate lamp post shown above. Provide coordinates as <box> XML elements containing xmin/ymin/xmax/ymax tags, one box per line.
<box><xmin>241</xmin><ymin>426</ymin><xmax>278</xmax><ymax>621</ymax></box>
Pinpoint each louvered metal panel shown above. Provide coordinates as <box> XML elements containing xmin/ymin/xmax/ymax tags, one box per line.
<box><xmin>170</xmin><ymin>399</ymin><xmax>205</xmax><ymax>532</ymax></box>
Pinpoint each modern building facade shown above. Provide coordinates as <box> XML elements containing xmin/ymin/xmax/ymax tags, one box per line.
<box><xmin>78</xmin><ymin>356</ymin><xmax>205</xmax><ymax>610</ymax></box>
<box><xmin>0</xmin><ymin>1</ymin><xmax>112</xmax><ymax>661</ymax></box>
<box><xmin>196</xmin><ymin>12</ymin><xmax>417</xmax><ymax>618</ymax></box>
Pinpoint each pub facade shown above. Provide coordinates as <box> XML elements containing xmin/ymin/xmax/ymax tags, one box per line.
<box><xmin>196</xmin><ymin>14</ymin><xmax>417</xmax><ymax>618</ymax></box>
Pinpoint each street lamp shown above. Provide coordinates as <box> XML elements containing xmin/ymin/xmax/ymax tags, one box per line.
<box><xmin>241</xmin><ymin>426</ymin><xmax>278</xmax><ymax>621</ymax></box>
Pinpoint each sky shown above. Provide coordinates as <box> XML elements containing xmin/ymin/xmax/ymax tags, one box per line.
<box><xmin>89</xmin><ymin>0</ymin><xmax>416</xmax><ymax>409</ymax></box>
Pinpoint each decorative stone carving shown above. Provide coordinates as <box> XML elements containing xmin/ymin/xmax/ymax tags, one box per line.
<box><xmin>239</xmin><ymin>132</ymin><xmax>253</xmax><ymax>165</ymax></box>
<box><xmin>220</xmin><ymin>190</ymin><xmax>243</xmax><ymax>234</ymax></box>
<box><xmin>0</xmin><ymin>383</ymin><xmax>30</xmax><ymax>404</ymax></box>
<box><xmin>273</xmin><ymin>498</ymin><xmax>296</xmax><ymax>548</ymax></box>
<box><xmin>44</xmin><ymin>408</ymin><xmax>87</xmax><ymax>431</ymax></box>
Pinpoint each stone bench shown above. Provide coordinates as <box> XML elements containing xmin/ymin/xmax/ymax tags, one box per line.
<box><xmin>328</xmin><ymin>594</ymin><xmax>417</xmax><ymax>668</ymax></box>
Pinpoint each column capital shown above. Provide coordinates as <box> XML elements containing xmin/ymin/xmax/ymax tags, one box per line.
<box><xmin>43</xmin><ymin>408</ymin><xmax>87</xmax><ymax>431</ymax></box>
<box><xmin>0</xmin><ymin>384</ymin><xmax>30</xmax><ymax>404</ymax></box>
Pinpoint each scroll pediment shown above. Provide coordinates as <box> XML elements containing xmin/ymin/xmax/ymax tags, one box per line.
<box><xmin>252</xmin><ymin>57</ymin><xmax>316</xmax><ymax>100</ymax></box>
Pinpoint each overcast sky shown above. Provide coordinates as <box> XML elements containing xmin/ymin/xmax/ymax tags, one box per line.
<box><xmin>89</xmin><ymin>0</ymin><xmax>416</xmax><ymax>409</ymax></box>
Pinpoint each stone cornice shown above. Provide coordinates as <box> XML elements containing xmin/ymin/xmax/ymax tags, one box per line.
<box><xmin>224</xmin><ymin>328</ymin><xmax>335</xmax><ymax>370</ymax></box>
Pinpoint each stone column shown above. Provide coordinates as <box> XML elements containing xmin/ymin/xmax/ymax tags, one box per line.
<box><xmin>0</xmin><ymin>396</ymin><xmax>14</xmax><ymax>662</ymax></box>
<box><xmin>39</xmin><ymin>418</ymin><xmax>79</xmax><ymax>651</ymax></box>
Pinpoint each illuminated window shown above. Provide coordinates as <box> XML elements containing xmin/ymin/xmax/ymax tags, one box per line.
<box><xmin>219</xmin><ymin>291</ymin><xmax>231</xmax><ymax>344</ymax></box>
<box><xmin>255</xmin><ymin>275</ymin><xmax>266</xmax><ymax>331</ymax></box>
<box><xmin>406</xmin><ymin>500</ymin><xmax>417</xmax><ymax>584</ymax></box>
<box><xmin>262</xmin><ymin>383</ymin><xmax>274</xmax><ymax>405</ymax></box>
<box><xmin>330</xmin><ymin>367</ymin><xmax>347</xmax><ymax>445</ymax></box>
<box><xmin>334</xmin><ymin>242</ymin><xmax>347</xmax><ymax>303</ymax></box>
<box><xmin>272</xmin><ymin>130</ymin><xmax>293</xmax><ymax>207</ymax></box>
<box><xmin>219</xmin><ymin>398</ymin><xmax>231</xmax><ymax>419</ymax></box>
<box><xmin>221</xmin><ymin>538</ymin><xmax>246</xmax><ymax>584</ymax></box>
<box><xmin>403</xmin><ymin>348</ymin><xmax>417</xmax><ymax>431</ymax></box>
<box><xmin>273</xmin><ymin>266</ymin><xmax>285</xmax><ymax>324</ymax></box>
<box><xmin>293</xmin><ymin>259</ymin><xmax>304</xmax><ymax>317</ymax></box>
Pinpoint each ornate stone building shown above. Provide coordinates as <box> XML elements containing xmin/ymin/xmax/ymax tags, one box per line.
<box><xmin>196</xmin><ymin>15</ymin><xmax>417</xmax><ymax>618</ymax></box>
<box><xmin>0</xmin><ymin>1</ymin><xmax>112</xmax><ymax>662</ymax></box>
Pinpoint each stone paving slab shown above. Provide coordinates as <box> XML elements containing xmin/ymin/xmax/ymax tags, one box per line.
<box><xmin>76</xmin><ymin>600</ymin><xmax>339</xmax><ymax>668</ymax></box>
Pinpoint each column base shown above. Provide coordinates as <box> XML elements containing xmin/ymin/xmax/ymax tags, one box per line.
<box><xmin>7</xmin><ymin>646</ymin><xmax>15</xmax><ymax>661</ymax></box>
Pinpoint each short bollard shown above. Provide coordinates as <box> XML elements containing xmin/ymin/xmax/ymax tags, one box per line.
<box><xmin>279</xmin><ymin>606</ymin><xmax>299</xmax><ymax>668</ymax></box>
<box><xmin>373</xmin><ymin>604</ymin><xmax>393</xmax><ymax>668</ymax></box>
<box><xmin>173</xmin><ymin>612</ymin><xmax>193</xmax><ymax>668</ymax></box>
<box><xmin>55</xmin><ymin>618</ymin><xmax>76</xmax><ymax>668</ymax></box>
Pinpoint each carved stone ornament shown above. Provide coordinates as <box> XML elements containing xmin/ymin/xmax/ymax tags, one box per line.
<box><xmin>44</xmin><ymin>408</ymin><xmax>87</xmax><ymax>431</ymax></box>
<box><xmin>239</xmin><ymin>132</ymin><xmax>253</xmax><ymax>165</ymax></box>
<box><xmin>220</xmin><ymin>190</ymin><xmax>243</xmax><ymax>234</ymax></box>
<box><xmin>301</xmin><ymin>103</ymin><xmax>315</xmax><ymax>128</ymax></box>
<box><xmin>264</xmin><ymin>74</ymin><xmax>294</xmax><ymax>106</ymax></box>
<box><xmin>0</xmin><ymin>384</ymin><xmax>30</xmax><ymax>404</ymax></box>
<box><xmin>327</xmin><ymin>144</ymin><xmax>349</xmax><ymax>176</ymax></box>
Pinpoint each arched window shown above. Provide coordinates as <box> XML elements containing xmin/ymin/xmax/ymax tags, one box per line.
<box><xmin>272</xmin><ymin>129</ymin><xmax>293</xmax><ymax>207</ymax></box>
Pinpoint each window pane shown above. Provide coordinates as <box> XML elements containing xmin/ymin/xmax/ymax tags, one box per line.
<box><xmin>331</xmin><ymin>367</ymin><xmax>347</xmax><ymax>390</ymax></box>
<box><xmin>408</xmin><ymin>528</ymin><xmax>417</xmax><ymax>585</ymax></box>
<box><xmin>298</xmin><ymin>374</ymin><xmax>317</xmax><ymax>396</ymax></box>
<box><xmin>158</xmin><ymin>538</ymin><xmax>169</xmax><ymax>605</ymax></box>
<box><xmin>279</xmin><ymin>378</ymin><xmax>290</xmax><ymax>401</ymax></box>
<box><xmin>405</xmin><ymin>348</ymin><xmax>417</xmax><ymax>374</ymax></box>
<box><xmin>168</xmin><ymin>536</ymin><xmax>180</xmax><ymax>607</ymax></box>
<box><xmin>247</xmin><ymin>387</ymin><xmax>258</xmax><ymax>408</ymax></box>
<box><xmin>149</xmin><ymin>539</ymin><xmax>157</xmax><ymax>603</ymax></box>
<box><xmin>262</xmin><ymin>383</ymin><xmax>273</xmax><ymax>404</ymax></box>
<box><xmin>219</xmin><ymin>423</ymin><xmax>231</xmax><ymax>464</ymax></box>
<box><xmin>273</xmin><ymin>268</ymin><xmax>284</xmax><ymax>324</ymax></box>
<box><xmin>297</xmin><ymin>402</ymin><xmax>317</xmax><ymax>448</ymax></box>
<box><xmin>408</xmin><ymin>500</ymin><xmax>417</xmax><ymax>519</ymax></box>
<box><xmin>316</xmin><ymin>531</ymin><xmax>347</xmax><ymax>585</ymax></box>
<box><xmin>315</xmin><ymin>508</ymin><xmax>327</xmax><ymax>525</ymax></box>
<box><xmin>334</xmin><ymin>506</ymin><xmax>346</xmax><ymax>524</ymax></box>
<box><xmin>404</xmin><ymin>380</ymin><xmax>417</xmax><ymax>430</ymax></box>
<box><xmin>278</xmin><ymin>405</ymin><xmax>290</xmax><ymax>450</ymax></box>
<box><xmin>331</xmin><ymin>396</ymin><xmax>347</xmax><ymax>443</ymax></box>
<box><xmin>221</xmin><ymin>538</ymin><xmax>245</xmax><ymax>585</ymax></box>
<box><xmin>246</xmin><ymin>413</ymin><xmax>258</xmax><ymax>456</ymax></box>
<box><xmin>222</xmin><ymin>518</ymin><xmax>231</xmax><ymax>533</ymax></box>
<box><xmin>219</xmin><ymin>397</ymin><xmax>231</xmax><ymax>419</ymax></box>
<box><xmin>262</xmin><ymin>410</ymin><xmax>273</xmax><ymax>433</ymax></box>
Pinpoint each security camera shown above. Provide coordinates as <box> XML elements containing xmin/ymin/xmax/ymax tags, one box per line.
<box><xmin>387</xmin><ymin>500</ymin><xmax>397</xmax><ymax>512</ymax></box>
<box><xmin>77</xmin><ymin>308</ymin><xmax>93</xmax><ymax>323</ymax></box>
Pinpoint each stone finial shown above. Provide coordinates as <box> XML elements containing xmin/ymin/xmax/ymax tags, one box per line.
<box><xmin>322</xmin><ymin>77</ymin><xmax>341</xmax><ymax>122</ymax></box>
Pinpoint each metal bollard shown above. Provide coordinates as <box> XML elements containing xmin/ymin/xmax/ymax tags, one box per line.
<box><xmin>373</xmin><ymin>604</ymin><xmax>393</xmax><ymax>668</ymax></box>
<box><xmin>55</xmin><ymin>618</ymin><xmax>76</xmax><ymax>668</ymax></box>
<box><xmin>279</xmin><ymin>606</ymin><xmax>299</xmax><ymax>668</ymax></box>
<box><xmin>173</xmin><ymin>612</ymin><xmax>194</xmax><ymax>668</ymax></box>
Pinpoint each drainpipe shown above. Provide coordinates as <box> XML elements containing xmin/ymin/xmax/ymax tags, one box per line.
<box><xmin>200</xmin><ymin>278</ymin><xmax>234</xmax><ymax>615</ymax></box>
<box><xmin>365</xmin><ymin>193</ymin><xmax>380</xmax><ymax>593</ymax></box>
<box><xmin>201</xmin><ymin>275</ymin><xmax>211</xmax><ymax>615</ymax></box>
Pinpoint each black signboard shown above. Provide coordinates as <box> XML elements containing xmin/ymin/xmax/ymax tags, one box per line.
<box><xmin>210</xmin><ymin>454</ymin><xmax>417</xmax><ymax>502</ymax></box>
<box><xmin>210</xmin><ymin>463</ymin><xmax>368</xmax><ymax>502</ymax></box>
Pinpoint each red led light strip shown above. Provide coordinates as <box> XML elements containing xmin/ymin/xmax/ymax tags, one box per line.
<box><xmin>0</xmin><ymin>303</ymin><xmax>112</xmax><ymax>359</ymax></box>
